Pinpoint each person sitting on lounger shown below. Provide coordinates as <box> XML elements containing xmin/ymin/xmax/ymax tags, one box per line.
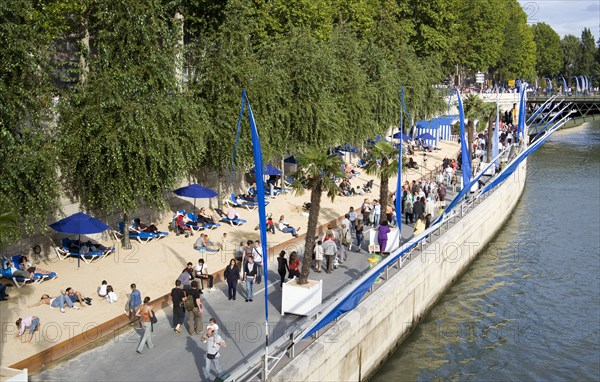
<box><xmin>18</xmin><ymin>255</ymin><xmax>54</xmax><ymax>276</ymax></box>
<box><xmin>278</xmin><ymin>215</ymin><xmax>300</xmax><ymax>237</ymax></box>
<box><xmin>134</xmin><ymin>218</ymin><xmax>159</xmax><ymax>233</ymax></box>
<box><xmin>198</xmin><ymin>208</ymin><xmax>216</xmax><ymax>225</ymax></box>
<box><xmin>227</xmin><ymin>207</ymin><xmax>239</xmax><ymax>220</ymax></box>
<box><xmin>5</xmin><ymin>260</ymin><xmax>34</xmax><ymax>280</ymax></box>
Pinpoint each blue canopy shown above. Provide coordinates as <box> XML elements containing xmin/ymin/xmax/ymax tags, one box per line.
<box><xmin>392</xmin><ymin>132</ymin><xmax>412</xmax><ymax>140</ymax></box>
<box><xmin>284</xmin><ymin>156</ymin><xmax>297</xmax><ymax>164</ymax></box>
<box><xmin>173</xmin><ymin>184</ymin><xmax>218</xmax><ymax>199</ymax></box>
<box><xmin>417</xmin><ymin>132</ymin><xmax>436</xmax><ymax>141</ymax></box>
<box><xmin>49</xmin><ymin>212</ymin><xmax>109</xmax><ymax>235</ymax></box>
<box><xmin>251</xmin><ymin>163</ymin><xmax>282</xmax><ymax>176</ymax></box>
<box><xmin>416</xmin><ymin>120</ymin><xmax>432</xmax><ymax>129</ymax></box>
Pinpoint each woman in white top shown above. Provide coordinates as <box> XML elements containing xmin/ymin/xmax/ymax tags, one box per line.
<box><xmin>106</xmin><ymin>285</ymin><xmax>118</xmax><ymax>303</ymax></box>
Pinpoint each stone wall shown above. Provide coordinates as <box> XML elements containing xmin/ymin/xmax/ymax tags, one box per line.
<box><xmin>273</xmin><ymin>161</ymin><xmax>527</xmax><ymax>381</ymax></box>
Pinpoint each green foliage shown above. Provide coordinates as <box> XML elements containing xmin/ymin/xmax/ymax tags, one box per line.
<box><xmin>454</xmin><ymin>0</ymin><xmax>507</xmax><ymax>72</ymax></box>
<box><xmin>495</xmin><ymin>1</ymin><xmax>536</xmax><ymax>80</ymax></box>
<box><xmin>532</xmin><ymin>23</ymin><xmax>563</xmax><ymax>78</ymax></box>
<box><xmin>0</xmin><ymin>0</ymin><xmax>60</xmax><ymax>235</ymax></box>
<box><xmin>561</xmin><ymin>34</ymin><xmax>581</xmax><ymax>79</ymax></box>
<box><xmin>578</xmin><ymin>28</ymin><xmax>597</xmax><ymax>76</ymax></box>
<box><xmin>58</xmin><ymin>0</ymin><xmax>205</xmax><ymax>216</ymax></box>
<box><xmin>0</xmin><ymin>212</ymin><xmax>21</xmax><ymax>248</ymax></box>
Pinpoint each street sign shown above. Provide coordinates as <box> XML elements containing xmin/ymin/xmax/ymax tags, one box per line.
<box><xmin>475</xmin><ymin>72</ymin><xmax>485</xmax><ymax>84</ymax></box>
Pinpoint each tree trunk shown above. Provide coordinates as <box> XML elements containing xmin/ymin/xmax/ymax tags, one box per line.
<box><xmin>281</xmin><ymin>157</ymin><xmax>285</xmax><ymax>194</ymax></box>
<box><xmin>467</xmin><ymin>120</ymin><xmax>474</xmax><ymax>175</ymax></box>
<box><xmin>379</xmin><ymin>160</ymin><xmax>390</xmax><ymax>225</ymax></box>
<box><xmin>174</xmin><ymin>11</ymin><xmax>184</xmax><ymax>91</ymax></box>
<box><xmin>487</xmin><ymin>115</ymin><xmax>493</xmax><ymax>162</ymax></box>
<box><xmin>299</xmin><ymin>179</ymin><xmax>323</xmax><ymax>284</ymax></box>
<box><xmin>217</xmin><ymin>172</ymin><xmax>223</xmax><ymax>210</ymax></box>
<box><xmin>122</xmin><ymin>212</ymin><xmax>131</xmax><ymax>250</ymax></box>
<box><xmin>79</xmin><ymin>16</ymin><xmax>90</xmax><ymax>85</ymax></box>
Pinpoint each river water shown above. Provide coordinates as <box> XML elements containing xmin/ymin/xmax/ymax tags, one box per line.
<box><xmin>372</xmin><ymin>121</ymin><xmax>600</xmax><ymax>381</ymax></box>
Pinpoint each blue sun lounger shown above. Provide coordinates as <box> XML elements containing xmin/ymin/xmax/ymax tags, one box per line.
<box><xmin>1</xmin><ymin>255</ymin><xmax>57</xmax><ymax>288</ymax></box>
<box><xmin>227</xmin><ymin>194</ymin><xmax>269</xmax><ymax>211</ymax></box>
<box><xmin>215</xmin><ymin>208</ymin><xmax>247</xmax><ymax>226</ymax></box>
<box><xmin>55</xmin><ymin>238</ymin><xmax>115</xmax><ymax>263</ymax></box>
<box><xmin>117</xmin><ymin>222</ymin><xmax>168</xmax><ymax>244</ymax></box>
<box><xmin>183</xmin><ymin>211</ymin><xmax>221</xmax><ymax>231</ymax></box>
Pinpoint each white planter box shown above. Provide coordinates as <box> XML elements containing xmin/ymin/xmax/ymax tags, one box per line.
<box><xmin>281</xmin><ymin>278</ymin><xmax>323</xmax><ymax>316</ymax></box>
<box><xmin>0</xmin><ymin>367</ymin><xmax>28</xmax><ymax>382</ymax></box>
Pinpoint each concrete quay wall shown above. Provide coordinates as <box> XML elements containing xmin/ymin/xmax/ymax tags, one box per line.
<box><xmin>273</xmin><ymin>161</ymin><xmax>527</xmax><ymax>382</ymax></box>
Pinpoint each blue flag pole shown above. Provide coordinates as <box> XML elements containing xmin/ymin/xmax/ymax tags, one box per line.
<box><xmin>456</xmin><ymin>89</ymin><xmax>472</xmax><ymax>187</ymax></box>
<box><xmin>396</xmin><ymin>87</ymin><xmax>404</xmax><ymax>246</ymax></box>
<box><xmin>239</xmin><ymin>90</ymin><xmax>271</xmax><ymax>379</ymax></box>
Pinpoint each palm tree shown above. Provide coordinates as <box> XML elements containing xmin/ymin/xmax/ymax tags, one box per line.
<box><xmin>480</xmin><ymin>102</ymin><xmax>497</xmax><ymax>162</ymax></box>
<box><xmin>463</xmin><ymin>94</ymin><xmax>484</xmax><ymax>171</ymax></box>
<box><xmin>363</xmin><ymin>141</ymin><xmax>400</xmax><ymax>225</ymax></box>
<box><xmin>292</xmin><ymin>148</ymin><xmax>345</xmax><ymax>284</ymax></box>
<box><xmin>0</xmin><ymin>212</ymin><xmax>20</xmax><ymax>248</ymax></box>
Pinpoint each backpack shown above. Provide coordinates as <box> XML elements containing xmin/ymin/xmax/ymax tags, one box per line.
<box><xmin>183</xmin><ymin>293</ymin><xmax>195</xmax><ymax>311</ymax></box>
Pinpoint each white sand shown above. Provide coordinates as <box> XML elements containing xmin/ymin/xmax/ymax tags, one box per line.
<box><xmin>0</xmin><ymin>141</ymin><xmax>459</xmax><ymax>367</ymax></box>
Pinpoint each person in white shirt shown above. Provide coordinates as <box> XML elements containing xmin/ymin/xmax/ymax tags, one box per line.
<box><xmin>98</xmin><ymin>280</ymin><xmax>108</xmax><ymax>297</ymax></box>
<box><xmin>227</xmin><ymin>207</ymin><xmax>239</xmax><ymax>220</ymax></box>
<box><xmin>106</xmin><ymin>285</ymin><xmax>118</xmax><ymax>303</ymax></box>
<box><xmin>194</xmin><ymin>258</ymin><xmax>215</xmax><ymax>291</ymax></box>
<box><xmin>253</xmin><ymin>240</ymin><xmax>264</xmax><ymax>284</ymax></box>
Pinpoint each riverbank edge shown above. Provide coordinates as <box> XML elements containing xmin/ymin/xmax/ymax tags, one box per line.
<box><xmin>272</xmin><ymin>160</ymin><xmax>527</xmax><ymax>381</ymax></box>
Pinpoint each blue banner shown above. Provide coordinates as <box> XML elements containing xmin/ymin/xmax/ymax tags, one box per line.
<box><xmin>396</xmin><ymin>87</ymin><xmax>405</xmax><ymax>238</ymax></box>
<box><xmin>456</xmin><ymin>90</ymin><xmax>472</xmax><ymax>186</ymax></box>
<box><xmin>561</xmin><ymin>77</ymin><xmax>567</xmax><ymax>95</ymax></box>
<box><xmin>237</xmin><ymin>90</ymin><xmax>271</xmax><ymax>331</ymax></box>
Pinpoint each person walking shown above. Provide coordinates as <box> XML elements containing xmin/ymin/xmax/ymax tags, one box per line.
<box><xmin>322</xmin><ymin>233</ymin><xmax>338</xmax><ymax>274</ymax></box>
<box><xmin>129</xmin><ymin>283</ymin><xmax>142</xmax><ymax>327</ymax></box>
<box><xmin>187</xmin><ymin>281</ymin><xmax>203</xmax><ymax>335</ymax></box>
<box><xmin>354</xmin><ymin>220</ymin><xmax>364</xmax><ymax>252</ymax></box>
<box><xmin>136</xmin><ymin>297</ymin><xmax>155</xmax><ymax>354</ymax></box>
<box><xmin>243</xmin><ymin>256</ymin><xmax>258</xmax><ymax>302</ymax></box>
<box><xmin>223</xmin><ymin>259</ymin><xmax>240</xmax><ymax>300</ymax></box>
<box><xmin>314</xmin><ymin>241</ymin><xmax>324</xmax><ymax>272</ymax></box>
<box><xmin>277</xmin><ymin>251</ymin><xmax>289</xmax><ymax>286</ymax></box>
<box><xmin>170</xmin><ymin>280</ymin><xmax>186</xmax><ymax>333</ymax></box>
<box><xmin>202</xmin><ymin>327</ymin><xmax>227</xmax><ymax>381</ymax></box>
<box><xmin>340</xmin><ymin>224</ymin><xmax>352</xmax><ymax>260</ymax></box>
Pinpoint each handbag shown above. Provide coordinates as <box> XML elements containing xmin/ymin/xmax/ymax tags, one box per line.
<box><xmin>150</xmin><ymin>310</ymin><xmax>158</xmax><ymax>324</ymax></box>
<box><xmin>207</xmin><ymin>352</ymin><xmax>217</xmax><ymax>359</ymax></box>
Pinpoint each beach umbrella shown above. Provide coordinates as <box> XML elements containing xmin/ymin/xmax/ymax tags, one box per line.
<box><xmin>173</xmin><ymin>184</ymin><xmax>218</xmax><ymax>213</ymax></box>
<box><xmin>49</xmin><ymin>212</ymin><xmax>110</xmax><ymax>267</ymax></box>
<box><xmin>284</xmin><ymin>156</ymin><xmax>297</xmax><ymax>164</ymax></box>
<box><xmin>391</xmin><ymin>132</ymin><xmax>412</xmax><ymax>140</ymax></box>
<box><xmin>417</xmin><ymin>133</ymin><xmax>436</xmax><ymax>141</ymax></box>
<box><xmin>251</xmin><ymin>163</ymin><xmax>282</xmax><ymax>176</ymax></box>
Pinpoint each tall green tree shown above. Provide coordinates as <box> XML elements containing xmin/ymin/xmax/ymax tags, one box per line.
<box><xmin>453</xmin><ymin>0</ymin><xmax>507</xmax><ymax>73</ymax></box>
<box><xmin>363</xmin><ymin>141</ymin><xmax>399</xmax><ymax>225</ymax></box>
<box><xmin>292</xmin><ymin>148</ymin><xmax>344</xmax><ymax>284</ymax></box>
<box><xmin>495</xmin><ymin>1</ymin><xmax>536</xmax><ymax>81</ymax></box>
<box><xmin>561</xmin><ymin>34</ymin><xmax>580</xmax><ymax>80</ymax></box>
<box><xmin>0</xmin><ymin>0</ymin><xmax>60</xmax><ymax>236</ymax></box>
<box><xmin>531</xmin><ymin>22</ymin><xmax>563</xmax><ymax>78</ymax></box>
<box><xmin>58</xmin><ymin>0</ymin><xmax>205</xmax><ymax>248</ymax></box>
<box><xmin>578</xmin><ymin>28</ymin><xmax>597</xmax><ymax>77</ymax></box>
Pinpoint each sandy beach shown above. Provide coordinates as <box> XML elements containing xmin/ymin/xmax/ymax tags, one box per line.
<box><xmin>0</xmin><ymin>141</ymin><xmax>459</xmax><ymax>368</ymax></box>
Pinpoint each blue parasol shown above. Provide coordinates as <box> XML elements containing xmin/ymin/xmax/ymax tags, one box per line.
<box><xmin>417</xmin><ymin>133</ymin><xmax>436</xmax><ymax>141</ymax></box>
<box><xmin>173</xmin><ymin>184</ymin><xmax>218</xmax><ymax>213</ymax></box>
<box><xmin>49</xmin><ymin>212</ymin><xmax>110</xmax><ymax>267</ymax></box>
<box><xmin>392</xmin><ymin>132</ymin><xmax>412</xmax><ymax>140</ymax></box>
<box><xmin>251</xmin><ymin>164</ymin><xmax>283</xmax><ymax>176</ymax></box>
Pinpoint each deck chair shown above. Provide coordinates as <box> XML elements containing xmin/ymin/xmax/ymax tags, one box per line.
<box><xmin>1</xmin><ymin>256</ymin><xmax>53</xmax><ymax>288</ymax></box>
<box><xmin>214</xmin><ymin>208</ymin><xmax>247</xmax><ymax>226</ymax></box>
<box><xmin>55</xmin><ymin>238</ymin><xmax>115</xmax><ymax>263</ymax></box>
<box><xmin>184</xmin><ymin>212</ymin><xmax>221</xmax><ymax>231</ymax></box>
<box><xmin>118</xmin><ymin>222</ymin><xmax>168</xmax><ymax>243</ymax></box>
<box><xmin>227</xmin><ymin>194</ymin><xmax>269</xmax><ymax>211</ymax></box>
